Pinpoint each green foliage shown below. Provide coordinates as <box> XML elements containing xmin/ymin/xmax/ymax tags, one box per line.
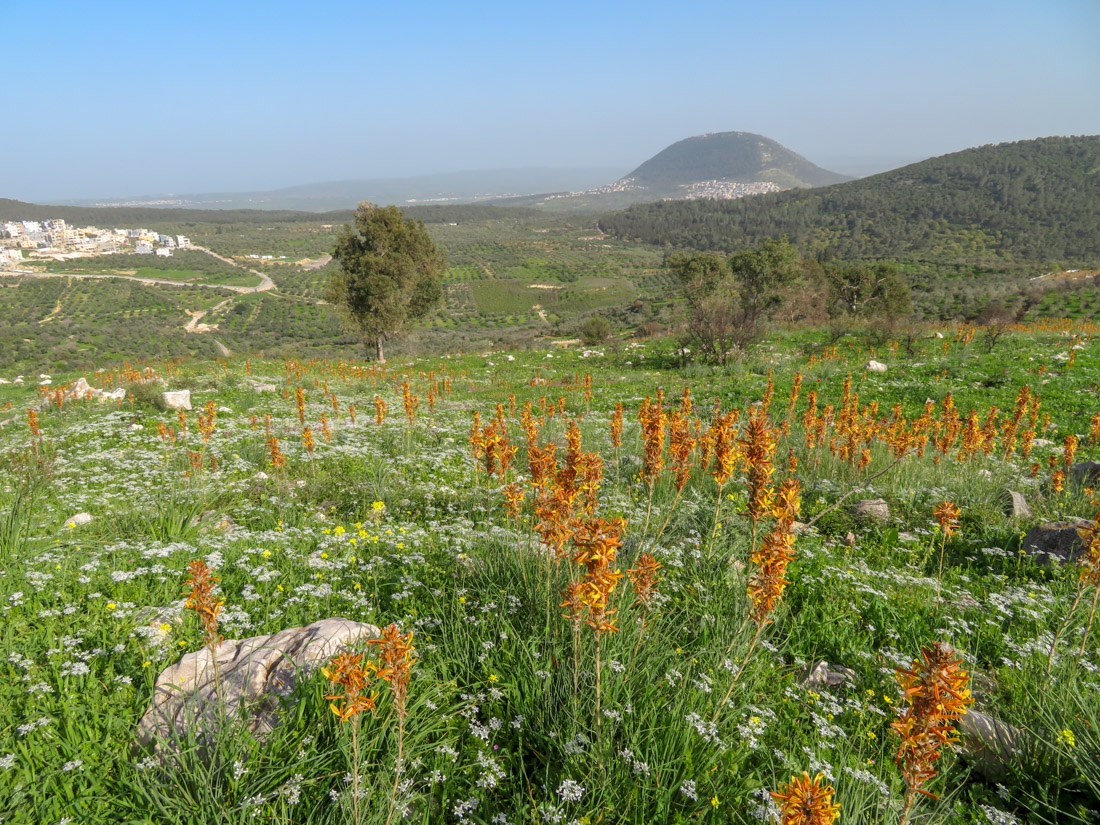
<box><xmin>823</xmin><ymin>261</ymin><xmax>912</xmax><ymax>320</ymax></box>
<box><xmin>668</xmin><ymin>237</ymin><xmax>801</xmax><ymax>360</ymax></box>
<box><xmin>328</xmin><ymin>204</ymin><xmax>447</xmax><ymax>360</ymax></box>
<box><xmin>579</xmin><ymin>315</ymin><xmax>612</xmax><ymax>345</ymax></box>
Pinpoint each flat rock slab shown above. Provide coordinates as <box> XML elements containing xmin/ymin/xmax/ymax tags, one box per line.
<box><xmin>136</xmin><ymin>617</ymin><xmax>379</xmax><ymax>754</ymax></box>
<box><xmin>1021</xmin><ymin>519</ymin><xmax>1093</xmax><ymax>563</ymax></box>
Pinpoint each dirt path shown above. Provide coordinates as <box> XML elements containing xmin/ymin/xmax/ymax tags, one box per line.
<box><xmin>38</xmin><ymin>281</ymin><xmax>68</xmax><ymax>324</ymax></box>
<box><xmin>184</xmin><ymin>298</ymin><xmax>231</xmax><ymax>333</ymax></box>
<box><xmin>190</xmin><ymin>245</ymin><xmax>275</xmax><ymax>292</ymax></box>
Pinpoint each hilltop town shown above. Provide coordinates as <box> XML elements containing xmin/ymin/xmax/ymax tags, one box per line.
<box><xmin>0</xmin><ymin>218</ymin><xmax>191</xmax><ymax>269</ymax></box>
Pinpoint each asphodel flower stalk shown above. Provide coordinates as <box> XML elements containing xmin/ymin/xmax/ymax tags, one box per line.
<box><xmin>892</xmin><ymin>642</ymin><xmax>972</xmax><ymax>825</ymax></box>
<box><xmin>933</xmin><ymin>500</ymin><xmax>960</xmax><ymax>604</ymax></box>
<box><xmin>369</xmin><ymin>624</ymin><xmax>416</xmax><ymax>825</ymax></box>
<box><xmin>322</xmin><ymin>651</ymin><xmax>379</xmax><ymax>825</ymax></box>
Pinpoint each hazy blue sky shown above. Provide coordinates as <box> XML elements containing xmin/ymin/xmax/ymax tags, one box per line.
<box><xmin>4</xmin><ymin>0</ymin><xmax>1098</xmax><ymax>201</ymax></box>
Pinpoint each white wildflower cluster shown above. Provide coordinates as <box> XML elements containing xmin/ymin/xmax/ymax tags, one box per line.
<box><xmin>684</xmin><ymin>712</ymin><xmax>728</xmax><ymax>750</ymax></box>
<box><xmin>557</xmin><ymin>779</ymin><xmax>584</xmax><ymax>802</ymax></box>
<box><xmin>618</xmin><ymin>748</ymin><xmax>650</xmax><ymax>776</ymax></box>
<box><xmin>981</xmin><ymin>805</ymin><xmax>1020</xmax><ymax>825</ymax></box>
<box><xmin>749</xmin><ymin>787</ymin><xmax>781</xmax><ymax>822</ymax></box>
<box><xmin>475</xmin><ymin>750</ymin><xmax>505</xmax><ymax>790</ymax></box>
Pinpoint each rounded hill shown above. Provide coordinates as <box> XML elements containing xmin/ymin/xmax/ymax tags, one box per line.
<box><xmin>624</xmin><ymin>131</ymin><xmax>851</xmax><ymax>191</ymax></box>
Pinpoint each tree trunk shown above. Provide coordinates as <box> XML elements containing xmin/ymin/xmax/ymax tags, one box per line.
<box><xmin>375</xmin><ymin>339</ymin><xmax>386</xmax><ymax>363</ymax></box>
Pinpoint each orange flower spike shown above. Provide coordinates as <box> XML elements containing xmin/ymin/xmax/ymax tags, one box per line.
<box><xmin>933</xmin><ymin>501</ymin><xmax>960</xmax><ymax>538</ymax></box>
<box><xmin>610</xmin><ymin>402</ymin><xmax>624</xmax><ymax>449</ymax></box>
<box><xmin>368</xmin><ymin>624</ymin><xmax>416</xmax><ymax>719</ymax></box>
<box><xmin>770</xmin><ymin>772</ymin><xmax>840</xmax><ymax>825</ymax></box>
<box><xmin>628</xmin><ymin>553</ymin><xmax>662</xmax><ymax>607</ymax></box>
<box><xmin>891</xmin><ymin>642</ymin><xmax>973</xmax><ymax>819</ymax></box>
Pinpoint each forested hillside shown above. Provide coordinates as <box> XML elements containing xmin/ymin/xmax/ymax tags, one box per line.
<box><xmin>599</xmin><ymin>136</ymin><xmax>1100</xmax><ymax>264</ymax></box>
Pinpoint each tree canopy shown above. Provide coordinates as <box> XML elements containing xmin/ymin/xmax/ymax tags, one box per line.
<box><xmin>327</xmin><ymin>203</ymin><xmax>446</xmax><ymax>361</ymax></box>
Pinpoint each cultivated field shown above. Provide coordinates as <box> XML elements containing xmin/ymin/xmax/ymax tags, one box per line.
<box><xmin>1</xmin><ymin>321</ymin><xmax>1098</xmax><ymax>823</ymax></box>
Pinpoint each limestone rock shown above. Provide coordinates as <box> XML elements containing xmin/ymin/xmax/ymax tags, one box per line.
<box><xmin>865</xmin><ymin>360</ymin><xmax>888</xmax><ymax>373</ymax></box>
<box><xmin>1069</xmin><ymin>461</ymin><xmax>1100</xmax><ymax>488</ymax></box>
<box><xmin>853</xmin><ymin>499</ymin><xmax>891</xmax><ymax>523</ymax></box>
<box><xmin>1021</xmin><ymin>519</ymin><xmax>1093</xmax><ymax>563</ymax></box>
<box><xmin>254</xmin><ymin>383</ymin><xmax>278</xmax><ymax>393</ymax></box>
<box><xmin>798</xmin><ymin>661</ymin><xmax>856</xmax><ymax>689</ymax></box>
<box><xmin>64</xmin><ymin>377</ymin><xmax>94</xmax><ymax>401</ymax></box>
<box><xmin>1002</xmin><ymin>490</ymin><xmax>1031</xmax><ymax>519</ymax></box>
<box><xmin>958</xmin><ymin>709</ymin><xmax>1028</xmax><ymax>783</ymax></box>
<box><xmin>933</xmin><ymin>332</ymin><xmax>945</xmax><ymax>339</ymax></box>
<box><xmin>162</xmin><ymin>390</ymin><xmax>192</xmax><ymax>411</ymax></box>
<box><xmin>64</xmin><ymin>512</ymin><xmax>93</xmax><ymax>528</ymax></box>
<box><xmin>136</xmin><ymin>618</ymin><xmax>380</xmax><ymax>754</ymax></box>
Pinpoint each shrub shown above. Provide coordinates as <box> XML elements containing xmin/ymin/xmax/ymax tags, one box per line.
<box><xmin>579</xmin><ymin>316</ymin><xmax>612</xmax><ymax>346</ymax></box>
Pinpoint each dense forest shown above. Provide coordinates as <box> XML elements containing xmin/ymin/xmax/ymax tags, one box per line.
<box><xmin>598</xmin><ymin>136</ymin><xmax>1100</xmax><ymax>265</ymax></box>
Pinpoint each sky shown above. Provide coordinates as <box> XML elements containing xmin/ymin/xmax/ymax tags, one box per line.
<box><xmin>3</xmin><ymin>0</ymin><xmax>1098</xmax><ymax>201</ymax></box>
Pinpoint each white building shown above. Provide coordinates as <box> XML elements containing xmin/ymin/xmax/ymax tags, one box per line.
<box><xmin>176</xmin><ymin>235</ymin><xmax>191</xmax><ymax>248</ymax></box>
<box><xmin>0</xmin><ymin>248</ymin><xmax>24</xmax><ymax>267</ymax></box>
<box><xmin>155</xmin><ymin>247</ymin><xmax>172</xmax><ymax>257</ymax></box>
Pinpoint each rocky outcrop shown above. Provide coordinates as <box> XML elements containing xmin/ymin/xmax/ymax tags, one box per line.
<box><xmin>136</xmin><ymin>618</ymin><xmax>379</xmax><ymax>754</ymax></box>
<box><xmin>1021</xmin><ymin>520</ymin><xmax>1093</xmax><ymax>563</ymax></box>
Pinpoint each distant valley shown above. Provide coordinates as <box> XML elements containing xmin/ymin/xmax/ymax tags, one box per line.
<box><xmin>45</xmin><ymin>131</ymin><xmax>851</xmax><ymax>214</ymax></box>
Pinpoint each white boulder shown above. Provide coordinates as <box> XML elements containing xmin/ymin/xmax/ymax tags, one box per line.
<box><xmin>162</xmin><ymin>390</ymin><xmax>192</xmax><ymax>411</ymax></box>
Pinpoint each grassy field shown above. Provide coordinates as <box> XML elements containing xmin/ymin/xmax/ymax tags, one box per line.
<box><xmin>0</xmin><ymin>321</ymin><xmax>1098</xmax><ymax>823</ymax></box>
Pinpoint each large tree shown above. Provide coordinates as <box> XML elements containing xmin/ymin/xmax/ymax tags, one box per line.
<box><xmin>667</xmin><ymin>237</ymin><xmax>800</xmax><ymax>362</ymax></box>
<box><xmin>327</xmin><ymin>202</ymin><xmax>446</xmax><ymax>362</ymax></box>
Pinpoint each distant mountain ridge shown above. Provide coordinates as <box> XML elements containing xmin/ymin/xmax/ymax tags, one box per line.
<box><xmin>598</xmin><ymin>135</ymin><xmax>1100</xmax><ymax>263</ymax></box>
<box><xmin>43</xmin><ymin>168</ymin><xmax>626</xmax><ymax>213</ymax></box>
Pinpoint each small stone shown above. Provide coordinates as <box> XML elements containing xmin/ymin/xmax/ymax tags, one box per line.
<box><xmin>254</xmin><ymin>383</ymin><xmax>278</xmax><ymax>393</ymax></box>
<box><xmin>798</xmin><ymin>661</ymin><xmax>856</xmax><ymax>689</ymax></box>
<box><xmin>865</xmin><ymin>360</ymin><xmax>888</xmax><ymax>373</ymax></box>
<box><xmin>843</xmin><ymin>531</ymin><xmax>857</xmax><ymax>547</ymax></box>
<box><xmin>852</xmin><ymin>499</ymin><xmax>891</xmax><ymax>523</ymax></box>
<box><xmin>162</xmin><ymin>390</ymin><xmax>192</xmax><ymax>411</ymax></box>
<box><xmin>1032</xmin><ymin>438</ymin><xmax>1054</xmax><ymax>448</ymax></box>
<box><xmin>1002</xmin><ymin>490</ymin><xmax>1031</xmax><ymax>519</ymax></box>
<box><xmin>1021</xmin><ymin>519</ymin><xmax>1093</xmax><ymax>564</ymax></box>
<box><xmin>64</xmin><ymin>512</ymin><xmax>93</xmax><ymax>528</ymax></box>
<box><xmin>933</xmin><ymin>332</ymin><xmax>944</xmax><ymax>339</ymax></box>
